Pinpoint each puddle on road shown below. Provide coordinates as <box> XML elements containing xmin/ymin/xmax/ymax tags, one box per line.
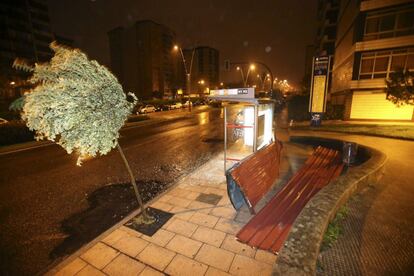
<box><xmin>50</xmin><ymin>180</ymin><xmax>169</xmax><ymax>259</ymax></box>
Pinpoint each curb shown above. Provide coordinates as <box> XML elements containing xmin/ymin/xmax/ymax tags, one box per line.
<box><xmin>289</xmin><ymin>127</ymin><xmax>414</xmax><ymax>142</ymax></box>
<box><xmin>273</xmin><ymin>136</ymin><xmax>387</xmax><ymax>276</ymax></box>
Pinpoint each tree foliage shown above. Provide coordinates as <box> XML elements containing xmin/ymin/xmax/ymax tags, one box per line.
<box><xmin>385</xmin><ymin>68</ymin><xmax>414</xmax><ymax>106</ymax></box>
<box><xmin>14</xmin><ymin>42</ymin><xmax>136</xmax><ymax>165</ymax></box>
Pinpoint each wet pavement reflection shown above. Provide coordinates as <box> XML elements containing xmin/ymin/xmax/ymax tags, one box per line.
<box><xmin>0</xmin><ymin>108</ymin><xmax>224</xmax><ymax>275</ymax></box>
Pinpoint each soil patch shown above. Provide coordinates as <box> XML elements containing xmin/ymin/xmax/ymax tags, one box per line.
<box><xmin>50</xmin><ymin>180</ymin><xmax>168</xmax><ymax>259</ymax></box>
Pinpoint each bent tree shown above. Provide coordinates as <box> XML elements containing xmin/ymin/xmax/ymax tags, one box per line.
<box><xmin>14</xmin><ymin>42</ymin><xmax>153</xmax><ymax>222</ymax></box>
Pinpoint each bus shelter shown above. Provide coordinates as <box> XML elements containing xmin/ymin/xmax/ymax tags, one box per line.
<box><xmin>209</xmin><ymin>88</ymin><xmax>275</xmax><ymax>173</ymax></box>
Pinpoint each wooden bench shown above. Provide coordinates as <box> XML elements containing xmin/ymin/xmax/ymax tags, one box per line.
<box><xmin>226</xmin><ymin>144</ymin><xmax>344</xmax><ymax>253</ymax></box>
<box><xmin>226</xmin><ymin>140</ymin><xmax>283</xmax><ymax>214</ymax></box>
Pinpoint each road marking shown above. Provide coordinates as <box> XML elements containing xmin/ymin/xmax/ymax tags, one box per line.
<box><xmin>0</xmin><ymin>141</ymin><xmax>53</xmax><ymax>156</ymax></box>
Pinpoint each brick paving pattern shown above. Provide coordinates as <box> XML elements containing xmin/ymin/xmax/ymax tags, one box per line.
<box><xmin>50</xmin><ymin>155</ymin><xmax>280</xmax><ymax>276</ymax></box>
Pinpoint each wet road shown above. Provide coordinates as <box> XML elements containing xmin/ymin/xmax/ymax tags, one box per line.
<box><xmin>0</xmin><ymin>107</ymin><xmax>223</xmax><ymax>275</ymax></box>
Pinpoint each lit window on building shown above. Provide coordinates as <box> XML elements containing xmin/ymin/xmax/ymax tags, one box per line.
<box><xmin>359</xmin><ymin>48</ymin><xmax>414</xmax><ymax>80</ymax></box>
<box><xmin>363</xmin><ymin>6</ymin><xmax>414</xmax><ymax>41</ymax></box>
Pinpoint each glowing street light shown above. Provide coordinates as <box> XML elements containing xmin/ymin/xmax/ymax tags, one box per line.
<box><xmin>244</xmin><ymin>64</ymin><xmax>255</xmax><ymax>87</ymax></box>
<box><xmin>236</xmin><ymin>66</ymin><xmax>245</xmax><ymax>86</ymax></box>
<box><xmin>257</xmin><ymin>73</ymin><xmax>271</xmax><ymax>90</ymax></box>
<box><xmin>10</xmin><ymin>81</ymin><xmax>15</xmax><ymax>85</ymax></box>
<box><xmin>173</xmin><ymin>44</ymin><xmax>195</xmax><ymax>111</ymax></box>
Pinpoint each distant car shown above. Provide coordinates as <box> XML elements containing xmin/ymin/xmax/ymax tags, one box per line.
<box><xmin>0</xmin><ymin>118</ymin><xmax>8</xmax><ymax>125</ymax></box>
<box><xmin>183</xmin><ymin>101</ymin><xmax>192</xmax><ymax>107</ymax></box>
<box><xmin>138</xmin><ymin>104</ymin><xmax>156</xmax><ymax>114</ymax></box>
<box><xmin>155</xmin><ymin>104</ymin><xmax>170</xmax><ymax>112</ymax></box>
<box><xmin>170</xmin><ymin>102</ymin><xmax>182</xmax><ymax>109</ymax></box>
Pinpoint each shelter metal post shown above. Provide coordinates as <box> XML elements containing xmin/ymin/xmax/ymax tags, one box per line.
<box><xmin>253</xmin><ymin>104</ymin><xmax>258</xmax><ymax>152</ymax></box>
<box><xmin>224</xmin><ymin>105</ymin><xmax>227</xmax><ymax>174</ymax></box>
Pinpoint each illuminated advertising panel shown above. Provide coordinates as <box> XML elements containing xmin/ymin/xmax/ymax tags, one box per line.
<box><xmin>309</xmin><ymin>56</ymin><xmax>330</xmax><ymax>113</ymax></box>
<box><xmin>311</xmin><ymin>75</ymin><xmax>327</xmax><ymax>112</ymax></box>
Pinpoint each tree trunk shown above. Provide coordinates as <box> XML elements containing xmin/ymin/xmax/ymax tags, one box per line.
<box><xmin>117</xmin><ymin>143</ymin><xmax>149</xmax><ymax>220</ymax></box>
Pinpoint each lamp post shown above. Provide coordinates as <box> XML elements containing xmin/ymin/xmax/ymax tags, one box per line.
<box><xmin>236</xmin><ymin>66</ymin><xmax>245</xmax><ymax>87</ymax></box>
<box><xmin>257</xmin><ymin>73</ymin><xmax>270</xmax><ymax>90</ymax></box>
<box><xmin>233</xmin><ymin>61</ymin><xmax>274</xmax><ymax>95</ymax></box>
<box><xmin>174</xmin><ymin>45</ymin><xmax>195</xmax><ymax>111</ymax></box>
<box><xmin>236</xmin><ymin>64</ymin><xmax>255</xmax><ymax>87</ymax></box>
<box><xmin>244</xmin><ymin>64</ymin><xmax>255</xmax><ymax>87</ymax></box>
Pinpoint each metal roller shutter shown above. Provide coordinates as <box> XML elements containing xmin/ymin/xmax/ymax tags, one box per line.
<box><xmin>350</xmin><ymin>91</ymin><xmax>414</xmax><ymax>120</ymax></box>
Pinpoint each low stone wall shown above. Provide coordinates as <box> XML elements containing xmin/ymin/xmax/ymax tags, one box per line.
<box><xmin>272</xmin><ymin>136</ymin><xmax>387</xmax><ymax>276</ymax></box>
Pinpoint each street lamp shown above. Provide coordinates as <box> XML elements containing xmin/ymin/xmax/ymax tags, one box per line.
<box><xmin>256</xmin><ymin>73</ymin><xmax>271</xmax><ymax>90</ymax></box>
<box><xmin>234</xmin><ymin>61</ymin><xmax>274</xmax><ymax>94</ymax></box>
<box><xmin>173</xmin><ymin>44</ymin><xmax>195</xmax><ymax>111</ymax></box>
<box><xmin>236</xmin><ymin>66</ymin><xmax>245</xmax><ymax>87</ymax></box>
<box><xmin>244</xmin><ymin>64</ymin><xmax>255</xmax><ymax>87</ymax></box>
<box><xmin>236</xmin><ymin>64</ymin><xmax>255</xmax><ymax>87</ymax></box>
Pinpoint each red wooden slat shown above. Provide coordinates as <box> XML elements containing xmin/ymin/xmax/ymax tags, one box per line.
<box><xmin>269</xmin><ymin>161</ymin><xmax>344</xmax><ymax>252</ymax></box>
<box><xmin>236</xmin><ymin>147</ymin><xmax>326</xmax><ymax>241</ymax></box>
<box><xmin>262</xmin><ymin>153</ymin><xmax>341</xmax><ymax>251</ymax></box>
<box><xmin>235</xmin><ymin>147</ymin><xmax>345</xmax><ymax>253</ymax></box>
<box><xmin>231</xmin><ymin>141</ymin><xmax>283</xmax><ymax>209</ymax></box>
<box><xmin>246</xmin><ymin>149</ymin><xmax>337</xmax><ymax>248</ymax></box>
<box><xmin>264</xmin><ymin>155</ymin><xmax>342</xmax><ymax>252</ymax></box>
<box><xmin>236</xmin><ymin>147</ymin><xmax>332</xmax><ymax>243</ymax></box>
<box><xmin>235</xmin><ymin>147</ymin><xmax>327</xmax><ymax>242</ymax></box>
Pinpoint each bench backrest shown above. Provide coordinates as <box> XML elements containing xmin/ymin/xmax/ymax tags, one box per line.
<box><xmin>227</xmin><ymin>140</ymin><xmax>283</xmax><ymax>213</ymax></box>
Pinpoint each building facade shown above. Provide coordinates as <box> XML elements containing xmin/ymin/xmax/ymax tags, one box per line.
<box><xmin>315</xmin><ymin>0</ymin><xmax>341</xmax><ymax>56</ymax></box>
<box><xmin>188</xmin><ymin>46</ymin><xmax>219</xmax><ymax>95</ymax></box>
<box><xmin>0</xmin><ymin>0</ymin><xmax>55</xmax><ymax>101</ymax></box>
<box><xmin>331</xmin><ymin>0</ymin><xmax>414</xmax><ymax>120</ymax></box>
<box><xmin>108</xmin><ymin>20</ymin><xmax>178</xmax><ymax>99</ymax></box>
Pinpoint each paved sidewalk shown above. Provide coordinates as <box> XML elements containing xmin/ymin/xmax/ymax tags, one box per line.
<box><xmin>48</xmin><ymin>144</ymin><xmax>310</xmax><ymax>276</ymax></box>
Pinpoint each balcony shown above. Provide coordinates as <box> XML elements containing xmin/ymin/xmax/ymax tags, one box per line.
<box><xmin>355</xmin><ymin>35</ymin><xmax>414</xmax><ymax>52</ymax></box>
<box><xmin>360</xmin><ymin>0</ymin><xmax>414</xmax><ymax>12</ymax></box>
<box><xmin>350</xmin><ymin>78</ymin><xmax>387</xmax><ymax>90</ymax></box>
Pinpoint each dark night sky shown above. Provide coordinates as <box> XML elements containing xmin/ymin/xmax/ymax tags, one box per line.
<box><xmin>47</xmin><ymin>0</ymin><xmax>318</xmax><ymax>86</ymax></box>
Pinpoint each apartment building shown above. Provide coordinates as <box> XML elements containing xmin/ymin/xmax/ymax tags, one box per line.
<box><xmin>0</xmin><ymin>0</ymin><xmax>54</xmax><ymax>101</ymax></box>
<box><xmin>108</xmin><ymin>20</ymin><xmax>177</xmax><ymax>99</ymax></box>
<box><xmin>331</xmin><ymin>0</ymin><xmax>414</xmax><ymax>120</ymax></box>
<box><xmin>181</xmin><ymin>46</ymin><xmax>219</xmax><ymax>95</ymax></box>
